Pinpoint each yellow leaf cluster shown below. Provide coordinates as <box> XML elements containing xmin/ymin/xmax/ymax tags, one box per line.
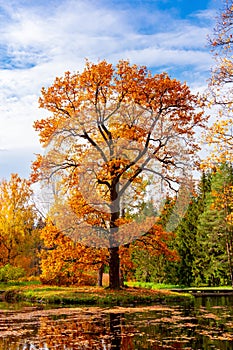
<box><xmin>0</xmin><ymin>174</ymin><xmax>38</xmax><ymax>272</ymax></box>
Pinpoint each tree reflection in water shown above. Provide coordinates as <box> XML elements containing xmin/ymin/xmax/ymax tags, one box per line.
<box><xmin>16</xmin><ymin>312</ymin><xmax>146</xmax><ymax>350</ymax></box>
<box><xmin>0</xmin><ymin>298</ymin><xmax>232</xmax><ymax>350</ymax></box>
<box><xmin>109</xmin><ymin>313</ymin><xmax>122</xmax><ymax>350</ymax></box>
<box><xmin>32</xmin><ymin>312</ymin><xmax>131</xmax><ymax>349</ymax></box>
<box><xmin>17</xmin><ymin>312</ymin><xmax>194</xmax><ymax>350</ymax></box>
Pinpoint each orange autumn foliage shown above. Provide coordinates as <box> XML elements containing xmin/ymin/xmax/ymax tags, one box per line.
<box><xmin>134</xmin><ymin>225</ymin><xmax>179</xmax><ymax>260</ymax></box>
<box><xmin>211</xmin><ymin>184</ymin><xmax>233</xmax><ymax>226</ymax></box>
<box><xmin>39</xmin><ymin>221</ymin><xmax>108</xmax><ymax>285</ymax></box>
<box><xmin>119</xmin><ymin>224</ymin><xmax>179</xmax><ymax>282</ymax></box>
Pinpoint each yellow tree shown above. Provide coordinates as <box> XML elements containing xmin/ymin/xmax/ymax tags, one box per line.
<box><xmin>0</xmin><ymin>174</ymin><xmax>38</xmax><ymax>272</ymax></box>
<box><xmin>208</xmin><ymin>0</ymin><xmax>233</xmax><ymax>105</ymax></box>
<box><xmin>202</xmin><ymin>0</ymin><xmax>233</xmax><ymax>237</ymax></box>
<box><xmin>213</xmin><ymin>182</ymin><xmax>233</xmax><ymax>286</ymax></box>
<box><xmin>32</xmin><ymin>60</ymin><xmax>206</xmax><ymax>289</ymax></box>
<box><xmin>203</xmin><ymin>119</ymin><xmax>233</xmax><ymax>167</ymax></box>
<box><xmin>204</xmin><ymin>0</ymin><xmax>233</xmax><ymax>165</ymax></box>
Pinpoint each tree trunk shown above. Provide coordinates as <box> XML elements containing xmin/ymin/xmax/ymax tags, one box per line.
<box><xmin>97</xmin><ymin>264</ymin><xmax>104</xmax><ymax>287</ymax></box>
<box><xmin>109</xmin><ymin>246</ymin><xmax>120</xmax><ymax>289</ymax></box>
<box><xmin>109</xmin><ymin>175</ymin><xmax>121</xmax><ymax>289</ymax></box>
<box><xmin>226</xmin><ymin>239</ymin><xmax>233</xmax><ymax>288</ymax></box>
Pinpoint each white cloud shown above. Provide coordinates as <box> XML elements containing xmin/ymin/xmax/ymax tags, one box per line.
<box><xmin>114</xmin><ymin>47</ymin><xmax>211</xmax><ymax>71</ymax></box>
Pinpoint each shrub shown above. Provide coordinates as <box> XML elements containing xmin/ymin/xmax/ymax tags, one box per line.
<box><xmin>0</xmin><ymin>264</ymin><xmax>26</xmax><ymax>282</ymax></box>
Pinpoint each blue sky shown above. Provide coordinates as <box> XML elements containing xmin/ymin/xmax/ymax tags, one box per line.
<box><xmin>0</xmin><ymin>0</ymin><xmax>222</xmax><ymax>179</ymax></box>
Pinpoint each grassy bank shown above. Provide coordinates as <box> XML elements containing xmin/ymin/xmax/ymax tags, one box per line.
<box><xmin>126</xmin><ymin>281</ymin><xmax>233</xmax><ymax>290</ymax></box>
<box><xmin>0</xmin><ymin>282</ymin><xmax>193</xmax><ymax>306</ymax></box>
<box><xmin>125</xmin><ymin>281</ymin><xmax>183</xmax><ymax>290</ymax></box>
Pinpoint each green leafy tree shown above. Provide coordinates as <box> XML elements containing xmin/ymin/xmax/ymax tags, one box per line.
<box><xmin>161</xmin><ymin>172</ymin><xmax>211</xmax><ymax>286</ymax></box>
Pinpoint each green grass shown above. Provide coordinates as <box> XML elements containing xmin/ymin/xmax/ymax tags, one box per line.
<box><xmin>125</xmin><ymin>281</ymin><xmax>233</xmax><ymax>290</ymax></box>
<box><xmin>0</xmin><ymin>280</ymin><xmax>41</xmax><ymax>288</ymax></box>
<box><xmin>0</xmin><ymin>281</ymin><xmax>193</xmax><ymax>306</ymax></box>
<box><xmin>182</xmin><ymin>286</ymin><xmax>233</xmax><ymax>290</ymax></box>
<box><xmin>125</xmin><ymin>281</ymin><xmax>183</xmax><ymax>290</ymax></box>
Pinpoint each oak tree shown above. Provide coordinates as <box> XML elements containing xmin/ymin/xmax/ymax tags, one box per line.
<box><xmin>32</xmin><ymin>60</ymin><xmax>206</xmax><ymax>289</ymax></box>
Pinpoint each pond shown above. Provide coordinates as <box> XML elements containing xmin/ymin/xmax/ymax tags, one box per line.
<box><xmin>0</xmin><ymin>295</ymin><xmax>232</xmax><ymax>350</ymax></box>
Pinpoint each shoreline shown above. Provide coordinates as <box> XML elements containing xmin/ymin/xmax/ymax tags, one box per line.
<box><xmin>0</xmin><ymin>285</ymin><xmax>193</xmax><ymax>306</ymax></box>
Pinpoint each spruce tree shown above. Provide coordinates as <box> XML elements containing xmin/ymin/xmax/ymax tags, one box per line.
<box><xmin>195</xmin><ymin>164</ymin><xmax>233</xmax><ymax>286</ymax></box>
<box><xmin>164</xmin><ymin>172</ymin><xmax>211</xmax><ymax>286</ymax></box>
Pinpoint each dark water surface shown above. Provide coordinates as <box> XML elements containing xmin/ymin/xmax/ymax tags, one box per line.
<box><xmin>0</xmin><ymin>296</ymin><xmax>232</xmax><ymax>350</ymax></box>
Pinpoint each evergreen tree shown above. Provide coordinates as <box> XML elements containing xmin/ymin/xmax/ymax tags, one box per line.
<box><xmin>131</xmin><ymin>197</ymin><xmax>177</xmax><ymax>284</ymax></box>
<box><xmin>195</xmin><ymin>164</ymin><xmax>233</xmax><ymax>286</ymax></box>
<box><xmin>163</xmin><ymin>171</ymin><xmax>212</xmax><ymax>286</ymax></box>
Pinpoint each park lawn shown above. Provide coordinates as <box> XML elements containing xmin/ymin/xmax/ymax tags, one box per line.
<box><xmin>0</xmin><ymin>282</ymin><xmax>193</xmax><ymax>306</ymax></box>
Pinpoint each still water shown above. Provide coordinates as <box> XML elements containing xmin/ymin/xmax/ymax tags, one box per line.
<box><xmin>0</xmin><ymin>296</ymin><xmax>232</xmax><ymax>350</ymax></box>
